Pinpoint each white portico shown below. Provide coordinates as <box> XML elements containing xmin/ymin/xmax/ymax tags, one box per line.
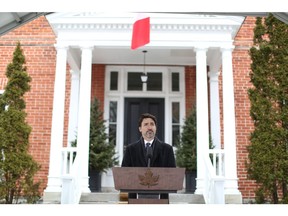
<box><xmin>44</xmin><ymin>12</ymin><xmax>244</xmax><ymax>203</ymax></box>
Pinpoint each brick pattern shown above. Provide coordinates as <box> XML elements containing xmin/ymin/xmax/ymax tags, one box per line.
<box><xmin>0</xmin><ymin>15</ymin><xmax>260</xmax><ymax>201</ymax></box>
<box><xmin>185</xmin><ymin>66</ymin><xmax>196</xmax><ymax>115</ymax></box>
<box><xmin>91</xmin><ymin>64</ymin><xmax>105</xmax><ymax>113</ymax></box>
<box><xmin>233</xmin><ymin>17</ymin><xmax>257</xmax><ymax>200</ymax></box>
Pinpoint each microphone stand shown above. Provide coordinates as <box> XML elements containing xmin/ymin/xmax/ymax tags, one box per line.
<box><xmin>144</xmin><ymin>145</ymin><xmax>161</xmax><ymax>200</ymax></box>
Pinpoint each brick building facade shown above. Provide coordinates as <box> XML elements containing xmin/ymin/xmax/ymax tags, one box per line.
<box><xmin>0</xmin><ymin>13</ymin><xmax>258</xmax><ymax>203</ymax></box>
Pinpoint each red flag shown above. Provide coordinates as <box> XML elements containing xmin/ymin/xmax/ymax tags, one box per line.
<box><xmin>131</xmin><ymin>14</ymin><xmax>150</xmax><ymax>50</ymax></box>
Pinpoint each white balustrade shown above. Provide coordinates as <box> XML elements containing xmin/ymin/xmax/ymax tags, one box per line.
<box><xmin>203</xmin><ymin>149</ymin><xmax>225</xmax><ymax>204</ymax></box>
<box><xmin>60</xmin><ymin>147</ymin><xmax>82</xmax><ymax>204</ymax></box>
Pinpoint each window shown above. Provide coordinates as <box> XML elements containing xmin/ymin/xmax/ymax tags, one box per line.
<box><xmin>172</xmin><ymin>102</ymin><xmax>180</xmax><ymax>147</ymax></box>
<box><xmin>147</xmin><ymin>73</ymin><xmax>162</xmax><ymax>91</ymax></box>
<box><xmin>110</xmin><ymin>71</ymin><xmax>118</xmax><ymax>91</ymax></box>
<box><xmin>109</xmin><ymin>101</ymin><xmax>117</xmax><ymax>146</ymax></box>
<box><xmin>127</xmin><ymin>72</ymin><xmax>142</xmax><ymax>91</ymax></box>
<box><xmin>171</xmin><ymin>72</ymin><xmax>179</xmax><ymax>92</ymax></box>
<box><xmin>127</xmin><ymin>72</ymin><xmax>163</xmax><ymax>91</ymax></box>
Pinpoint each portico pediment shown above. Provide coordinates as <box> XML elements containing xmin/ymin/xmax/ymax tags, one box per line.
<box><xmin>46</xmin><ymin>12</ymin><xmax>244</xmax><ymax>67</ymax></box>
<box><xmin>47</xmin><ymin>12</ymin><xmax>244</xmax><ymax>41</ymax></box>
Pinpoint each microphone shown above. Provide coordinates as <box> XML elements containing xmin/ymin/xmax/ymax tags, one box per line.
<box><xmin>146</xmin><ymin>145</ymin><xmax>153</xmax><ymax>167</ymax></box>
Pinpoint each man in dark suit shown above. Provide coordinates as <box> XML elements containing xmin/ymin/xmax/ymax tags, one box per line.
<box><xmin>121</xmin><ymin>113</ymin><xmax>176</xmax><ymax>201</ymax></box>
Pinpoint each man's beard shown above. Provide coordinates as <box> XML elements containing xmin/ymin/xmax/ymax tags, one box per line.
<box><xmin>146</xmin><ymin>130</ymin><xmax>154</xmax><ymax>138</ymax></box>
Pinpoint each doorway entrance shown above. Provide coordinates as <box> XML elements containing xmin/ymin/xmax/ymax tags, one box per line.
<box><xmin>124</xmin><ymin>98</ymin><xmax>165</xmax><ymax>149</ymax></box>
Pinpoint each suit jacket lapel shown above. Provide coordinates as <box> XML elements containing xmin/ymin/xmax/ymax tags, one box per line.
<box><xmin>150</xmin><ymin>137</ymin><xmax>161</xmax><ymax>166</ymax></box>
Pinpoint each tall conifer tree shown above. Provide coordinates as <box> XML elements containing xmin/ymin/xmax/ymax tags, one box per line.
<box><xmin>0</xmin><ymin>42</ymin><xmax>41</xmax><ymax>204</ymax></box>
<box><xmin>89</xmin><ymin>97</ymin><xmax>118</xmax><ymax>172</ymax></box>
<box><xmin>175</xmin><ymin>106</ymin><xmax>197</xmax><ymax>171</ymax></box>
<box><xmin>247</xmin><ymin>14</ymin><xmax>288</xmax><ymax>204</ymax></box>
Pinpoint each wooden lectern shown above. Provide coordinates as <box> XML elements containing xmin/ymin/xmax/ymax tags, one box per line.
<box><xmin>112</xmin><ymin>167</ymin><xmax>185</xmax><ymax>204</ymax></box>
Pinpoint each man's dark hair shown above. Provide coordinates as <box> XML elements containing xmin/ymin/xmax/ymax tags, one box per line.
<box><xmin>138</xmin><ymin>113</ymin><xmax>157</xmax><ymax>127</ymax></box>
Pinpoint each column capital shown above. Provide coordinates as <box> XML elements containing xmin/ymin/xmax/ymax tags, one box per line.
<box><xmin>220</xmin><ymin>45</ymin><xmax>235</xmax><ymax>52</ymax></box>
<box><xmin>208</xmin><ymin>71</ymin><xmax>220</xmax><ymax>81</ymax></box>
<box><xmin>70</xmin><ymin>70</ymin><xmax>80</xmax><ymax>80</ymax></box>
<box><xmin>194</xmin><ymin>46</ymin><xmax>208</xmax><ymax>52</ymax></box>
<box><xmin>80</xmin><ymin>44</ymin><xmax>94</xmax><ymax>51</ymax></box>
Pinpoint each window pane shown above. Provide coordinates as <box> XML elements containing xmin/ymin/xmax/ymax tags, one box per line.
<box><xmin>110</xmin><ymin>71</ymin><xmax>118</xmax><ymax>90</ymax></box>
<box><xmin>172</xmin><ymin>102</ymin><xmax>180</xmax><ymax>123</ymax></box>
<box><xmin>172</xmin><ymin>72</ymin><xmax>179</xmax><ymax>92</ymax></box>
<box><xmin>109</xmin><ymin>101</ymin><xmax>117</xmax><ymax>122</ymax></box>
<box><xmin>172</xmin><ymin>125</ymin><xmax>180</xmax><ymax>147</ymax></box>
<box><xmin>128</xmin><ymin>72</ymin><xmax>142</xmax><ymax>90</ymax></box>
<box><xmin>147</xmin><ymin>73</ymin><xmax>162</xmax><ymax>91</ymax></box>
<box><xmin>109</xmin><ymin>124</ymin><xmax>117</xmax><ymax>146</ymax></box>
<box><xmin>109</xmin><ymin>101</ymin><xmax>117</xmax><ymax>146</ymax></box>
<box><xmin>172</xmin><ymin>102</ymin><xmax>180</xmax><ymax>147</ymax></box>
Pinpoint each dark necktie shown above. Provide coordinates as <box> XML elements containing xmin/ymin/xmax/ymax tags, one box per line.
<box><xmin>145</xmin><ymin>143</ymin><xmax>153</xmax><ymax>167</ymax></box>
<box><xmin>146</xmin><ymin>143</ymin><xmax>153</xmax><ymax>160</ymax></box>
<box><xmin>145</xmin><ymin>143</ymin><xmax>150</xmax><ymax>155</ymax></box>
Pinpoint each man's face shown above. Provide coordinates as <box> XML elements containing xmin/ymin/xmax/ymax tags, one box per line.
<box><xmin>139</xmin><ymin>117</ymin><xmax>157</xmax><ymax>141</ymax></box>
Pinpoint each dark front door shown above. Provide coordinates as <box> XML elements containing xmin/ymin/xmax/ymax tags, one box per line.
<box><xmin>124</xmin><ymin>98</ymin><xmax>165</xmax><ymax>148</ymax></box>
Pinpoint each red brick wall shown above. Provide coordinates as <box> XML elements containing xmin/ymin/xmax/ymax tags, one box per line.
<box><xmin>185</xmin><ymin>66</ymin><xmax>196</xmax><ymax>116</ymax></box>
<box><xmin>233</xmin><ymin>17</ymin><xmax>257</xmax><ymax>200</ymax></box>
<box><xmin>91</xmin><ymin>64</ymin><xmax>105</xmax><ymax>112</ymax></box>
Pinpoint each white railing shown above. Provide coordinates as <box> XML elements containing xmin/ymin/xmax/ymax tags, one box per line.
<box><xmin>203</xmin><ymin>149</ymin><xmax>225</xmax><ymax>204</ymax></box>
<box><xmin>60</xmin><ymin>147</ymin><xmax>82</xmax><ymax>204</ymax></box>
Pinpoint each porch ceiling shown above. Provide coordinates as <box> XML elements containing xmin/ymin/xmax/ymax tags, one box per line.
<box><xmin>67</xmin><ymin>43</ymin><xmax>224</xmax><ymax>67</ymax></box>
<box><xmin>91</xmin><ymin>47</ymin><xmax>197</xmax><ymax>66</ymax></box>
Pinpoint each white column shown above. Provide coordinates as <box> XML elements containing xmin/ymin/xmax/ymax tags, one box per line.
<box><xmin>77</xmin><ymin>46</ymin><xmax>93</xmax><ymax>193</ymax></box>
<box><xmin>208</xmin><ymin>70</ymin><xmax>221</xmax><ymax>149</ymax></box>
<box><xmin>194</xmin><ymin>47</ymin><xmax>209</xmax><ymax>194</ymax></box>
<box><xmin>67</xmin><ymin>70</ymin><xmax>80</xmax><ymax>146</ymax></box>
<box><xmin>45</xmin><ymin>45</ymin><xmax>68</xmax><ymax>192</ymax></box>
<box><xmin>221</xmin><ymin>46</ymin><xmax>241</xmax><ymax>195</ymax></box>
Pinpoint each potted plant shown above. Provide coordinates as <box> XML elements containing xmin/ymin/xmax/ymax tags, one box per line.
<box><xmin>88</xmin><ymin>97</ymin><xmax>118</xmax><ymax>192</ymax></box>
<box><xmin>175</xmin><ymin>105</ymin><xmax>197</xmax><ymax>193</ymax></box>
<box><xmin>71</xmin><ymin>97</ymin><xmax>118</xmax><ymax>192</ymax></box>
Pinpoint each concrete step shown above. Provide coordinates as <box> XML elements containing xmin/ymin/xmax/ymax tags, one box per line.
<box><xmin>80</xmin><ymin>192</ymin><xmax>205</xmax><ymax>204</ymax></box>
